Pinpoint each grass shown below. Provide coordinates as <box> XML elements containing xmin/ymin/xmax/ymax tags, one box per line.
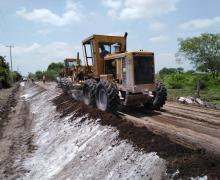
<box><xmin>167</xmin><ymin>89</ymin><xmax>194</xmax><ymax>101</ymax></box>
<box><xmin>211</xmin><ymin>100</ymin><xmax>220</xmax><ymax>105</ymax></box>
<box><xmin>158</xmin><ymin>72</ymin><xmax>220</xmax><ymax>104</ymax></box>
<box><xmin>167</xmin><ymin>88</ymin><xmax>220</xmax><ymax>104</ymax></box>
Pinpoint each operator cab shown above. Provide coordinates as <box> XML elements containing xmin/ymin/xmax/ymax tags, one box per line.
<box><xmin>64</xmin><ymin>58</ymin><xmax>78</xmax><ymax>68</ymax></box>
<box><xmin>82</xmin><ymin>34</ymin><xmax>127</xmax><ymax>76</ymax></box>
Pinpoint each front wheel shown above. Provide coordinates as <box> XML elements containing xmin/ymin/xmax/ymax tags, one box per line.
<box><xmin>96</xmin><ymin>80</ymin><xmax>120</xmax><ymax>113</ymax></box>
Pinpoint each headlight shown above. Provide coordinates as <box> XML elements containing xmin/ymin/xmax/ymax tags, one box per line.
<box><xmin>149</xmin><ymin>91</ymin><xmax>154</xmax><ymax>97</ymax></box>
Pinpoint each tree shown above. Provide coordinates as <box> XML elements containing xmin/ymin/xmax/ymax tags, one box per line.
<box><xmin>11</xmin><ymin>71</ymin><xmax>22</xmax><ymax>82</ymax></box>
<box><xmin>28</xmin><ymin>72</ymin><xmax>35</xmax><ymax>79</ymax></box>
<box><xmin>46</xmin><ymin>62</ymin><xmax>64</xmax><ymax>81</ymax></box>
<box><xmin>176</xmin><ymin>33</ymin><xmax>220</xmax><ymax>78</ymax></box>
<box><xmin>177</xmin><ymin>67</ymin><xmax>184</xmax><ymax>73</ymax></box>
<box><xmin>45</xmin><ymin>70</ymin><xmax>57</xmax><ymax>81</ymax></box>
<box><xmin>47</xmin><ymin>62</ymin><xmax>64</xmax><ymax>72</ymax></box>
<box><xmin>0</xmin><ymin>56</ymin><xmax>10</xmax><ymax>88</ymax></box>
<box><xmin>159</xmin><ymin>68</ymin><xmax>177</xmax><ymax>79</ymax></box>
<box><xmin>33</xmin><ymin>62</ymin><xmax>64</xmax><ymax>81</ymax></box>
<box><xmin>35</xmin><ymin>71</ymin><xmax>44</xmax><ymax>80</ymax></box>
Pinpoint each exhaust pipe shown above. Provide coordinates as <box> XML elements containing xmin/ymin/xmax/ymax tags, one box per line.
<box><xmin>124</xmin><ymin>32</ymin><xmax>128</xmax><ymax>52</ymax></box>
<box><xmin>77</xmin><ymin>52</ymin><xmax>80</xmax><ymax>65</ymax></box>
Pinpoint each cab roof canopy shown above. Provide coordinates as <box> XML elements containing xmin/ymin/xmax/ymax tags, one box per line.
<box><xmin>64</xmin><ymin>58</ymin><xmax>77</xmax><ymax>62</ymax></box>
<box><xmin>82</xmin><ymin>34</ymin><xmax>126</xmax><ymax>45</ymax></box>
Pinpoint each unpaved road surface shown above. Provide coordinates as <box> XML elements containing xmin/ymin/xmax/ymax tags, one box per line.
<box><xmin>0</xmin><ymin>82</ymin><xmax>220</xmax><ymax>179</ymax></box>
<box><xmin>120</xmin><ymin>101</ymin><xmax>220</xmax><ymax>157</ymax></box>
<box><xmin>0</xmin><ymin>83</ymin><xmax>35</xmax><ymax>179</ymax></box>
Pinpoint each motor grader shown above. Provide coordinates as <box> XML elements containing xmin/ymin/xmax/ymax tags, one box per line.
<box><xmin>58</xmin><ymin>53</ymin><xmax>84</xmax><ymax>92</ymax></box>
<box><xmin>60</xmin><ymin>33</ymin><xmax>167</xmax><ymax>112</ymax></box>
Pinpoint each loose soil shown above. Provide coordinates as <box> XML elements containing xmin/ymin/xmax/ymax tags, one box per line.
<box><xmin>53</xmin><ymin>93</ymin><xmax>220</xmax><ymax>179</ymax></box>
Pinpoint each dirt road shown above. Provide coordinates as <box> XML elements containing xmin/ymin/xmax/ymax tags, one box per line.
<box><xmin>120</xmin><ymin>101</ymin><xmax>220</xmax><ymax>157</ymax></box>
<box><xmin>0</xmin><ymin>82</ymin><xmax>220</xmax><ymax>179</ymax></box>
<box><xmin>0</xmin><ymin>83</ymin><xmax>35</xmax><ymax>179</ymax></box>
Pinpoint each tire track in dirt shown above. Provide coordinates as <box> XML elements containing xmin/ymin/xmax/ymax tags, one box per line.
<box><xmin>138</xmin><ymin>110</ymin><xmax>220</xmax><ymax>139</ymax></box>
<box><xmin>160</xmin><ymin>113</ymin><xmax>220</xmax><ymax>138</ymax></box>
<box><xmin>163</xmin><ymin>106</ymin><xmax>220</xmax><ymax>126</ymax></box>
<box><xmin>165</xmin><ymin>102</ymin><xmax>220</xmax><ymax>117</ymax></box>
<box><xmin>0</xmin><ymin>85</ymin><xmax>19</xmax><ymax>138</ymax></box>
<box><xmin>0</xmin><ymin>83</ymin><xmax>38</xmax><ymax>179</ymax></box>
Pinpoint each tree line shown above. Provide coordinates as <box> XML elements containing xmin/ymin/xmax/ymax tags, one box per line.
<box><xmin>0</xmin><ymin>56</ymin><xmax>21</xmax><ymax>89</ymax></box>
<box><xmin>30</xmin><ymin>62</ymin><xmax>64</xmax><ymax>81</ymax></box>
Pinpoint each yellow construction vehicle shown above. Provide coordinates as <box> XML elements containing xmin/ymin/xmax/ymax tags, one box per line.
<box><xmin>60</xmin><ymin>32</ymin><xmax>167</xmax><ymax>112</ymax></box>
<box><xmin>58</xmin><ymin>52</ymin><xmax>83</xmax><ymax>92</ymax></box>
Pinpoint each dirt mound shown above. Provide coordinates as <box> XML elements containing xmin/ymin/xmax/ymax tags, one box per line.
<box><xmin>53</xmin><ymin>93</ymin><xmax>220</xmax><ymax>179</ymax></box>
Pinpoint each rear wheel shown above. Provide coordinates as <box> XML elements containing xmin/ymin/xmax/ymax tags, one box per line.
<box><xmin>96</xmin><ymin>80</ymin><xmax>120</xmax><ymax>113</ymax></box>
<box><xmin>83</xmin><ymin>79</ymin><xmax>97</xmax><ymax>106</ymax></box>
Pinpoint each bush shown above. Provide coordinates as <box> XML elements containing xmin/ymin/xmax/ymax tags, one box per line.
<box><xmin>165</xmin><ymin>74</ymin><xmax>185</xmax><ymax>89</ymax></box>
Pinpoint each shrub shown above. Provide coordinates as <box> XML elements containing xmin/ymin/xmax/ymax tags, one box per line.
<box><xmin>165</xmin><ymin>74</ymin><xmax>185</xmax><ymax>89</ymax></box>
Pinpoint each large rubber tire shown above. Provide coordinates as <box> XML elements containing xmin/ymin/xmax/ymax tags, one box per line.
<box><xmin>56</xmin><ymin>77</ymin><xmax>62</xmax><ymax>88</ymax></box>
<box><xmin>152</xmin><ymin>82</ymin><xmax>167</xmax><ymax>110</ymax></box>
<box><xmin>96</xmin><ymin>80</ymin><xmax>120</xmax><ymax>113</ymax></box>
<box><xmin>61</xmin><ymin>78</ymin><xmax>70</xmax><ymax>94</ymax></box>
<box><xmin>83</xmin><ymin>79</ymin><xmax>97</xmax><ymax>106</ymax></box>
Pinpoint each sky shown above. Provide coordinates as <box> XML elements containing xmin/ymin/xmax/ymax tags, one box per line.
<box><xmin>0</xmin><ymin>0</ymin><xmax>220</xmax><ymax>75</ymax></box>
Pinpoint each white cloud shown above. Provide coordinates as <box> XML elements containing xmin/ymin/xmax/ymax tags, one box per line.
<box><xmin>149</xmin><ymin>35</ymin><xmax>169</xmax><ymax>43</ymax></box>
<box><xmin>179</xmin><ymin>16</ymin><xmax>220</xmax><ymax>30</ymax></box>
<box><xmin>14</xmin><ymin>43</ymin><xmax>41</xmax><ymax>54</ymax></box>
<box><xmin>102</xmin><ymin>0</ymin><xmax>122</xmax><ymax>9</ymax></box>
<box><xmin>0</xmin><ymin>42</ymin><xmax>81</xmax><ymax>75</ymax></box>
<box><xmin>149</xmin><ymin>22</ymin><xmax>165</xmax><ymax>31</ymax></box>
<box><xmin>16</xmin><ymin>0</ymin><xmax>82</xmax><ymax>26</ymax></box>
<box><xmin>102</xmin><ymin>0</ymin><xmax>179</xmax><ymax>20</ymax></box>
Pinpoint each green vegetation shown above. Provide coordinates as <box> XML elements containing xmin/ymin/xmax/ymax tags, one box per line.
<box><xmin>0</xmin><ymin>56</ymin><xmax>11</xmax><ymax>88</ymax></box>
<box><xmin>177</xmin><ymin>33</ymin><xmax>220</xmax><ymax>78</ymax></box>
<box><xmin>0</xmin><ymin>56</ymin><xmax>21</xmax><ymax>89</ymax></box>
<box><xmin>157</xmin><ymin>68</ymin><xmax>220</xmax><ymax>104</ymax></box>
<box><xmin>162</xmin><ymin>33</ymin><xmax>220</xmax><ymax>104</ymax></box>
<box><xmin>32</xmin><ymin>62</ymin><xmax>64</xmax><ymax>81</ymax></box>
